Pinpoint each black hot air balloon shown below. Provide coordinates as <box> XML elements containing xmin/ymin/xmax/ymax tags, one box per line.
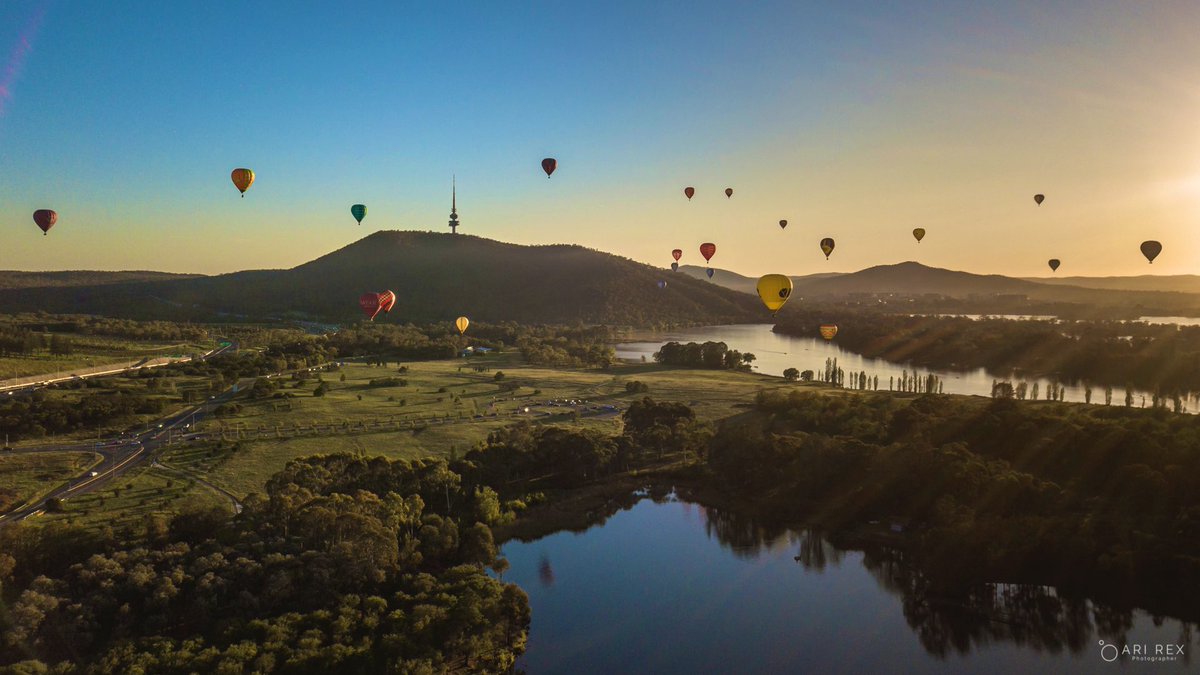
<box><xmin>1048</xmin><ymin>259</ymin><xmax>1060</xmax><ymax>272</ymax></box>
<box><xmin>1141</xmin><ymin>240</ymin><xmax>1162</xmax><ymax>264</ymax></box>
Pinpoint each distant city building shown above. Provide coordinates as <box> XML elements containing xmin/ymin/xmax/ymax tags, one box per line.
<box><xmin>448</xmin><ymin>176</ymin><xmax>460</xmax><ymax>234</ymax></box>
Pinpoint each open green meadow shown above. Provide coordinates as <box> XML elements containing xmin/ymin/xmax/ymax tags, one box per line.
<box><xmin>31</xmin><ymin>462</ymin><xmax>231</xmax><ymax>531</ymax></box>
<box><xmin>181</xmin><ymin>353</ymin><xmax>818</xmax><ymax>497</ymax></box>
<box><xmin>0</xmin><ymin>451</ymin><xmax>101</xmax><ymax>512</ymax></box>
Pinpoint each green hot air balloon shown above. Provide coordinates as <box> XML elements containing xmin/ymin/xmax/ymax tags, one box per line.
<box><xmin>351</xmin><ymin>204</ymin><xmax>367</xmax><ymax>225</ymax></box>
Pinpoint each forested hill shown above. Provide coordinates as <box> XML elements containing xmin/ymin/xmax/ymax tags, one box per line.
<box><xmin>0</xmin><ymin>232</ymin><xmax>761</xmax><ymax>325</ymax></box>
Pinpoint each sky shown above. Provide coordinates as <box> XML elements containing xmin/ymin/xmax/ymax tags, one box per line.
<box><xmin>1</xmin><ymin>0</ymin><xmax>1199</xmax><ymax>278</ymax></box>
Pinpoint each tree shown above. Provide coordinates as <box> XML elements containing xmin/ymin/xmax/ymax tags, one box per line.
<box><xmin>801</xmin><ymin>370</ymin><xmax>814</xmax><ymax>382</ymax></box>
<box><xmin>314</xmin><ymin>382</ymin><xmax>329</xmax><ymax>397</ymax></box>
<box><xmin>783</xmin><ymin>368</ymin><xmax>800</xmax><ymax>382</ymax></box>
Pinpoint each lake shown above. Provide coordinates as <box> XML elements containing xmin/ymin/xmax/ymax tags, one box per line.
<box><xmin>501</xmin><ymin>494</ymin><xmax>1197</xmax><ymax>673</ymax></box>
<box><xmin>614</xmin><ymin>324</ymin><xmax>1190</xmax><ymax>411</ymax></box>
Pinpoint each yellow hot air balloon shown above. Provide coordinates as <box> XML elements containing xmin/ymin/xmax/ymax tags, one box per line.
<box><xmin>455</xmin><ymin>316</ymin><xmax>469</xmax><ymax>334</ymax></box>
<box><xmin>231</xmin><ymin>168</ymin><xmax>255</xmax><ymax>197</ymax></box>
<box><xmin>819</xmin><ymin>324</ymin><xmax>838</xmax><ymax>340</ymax></box>
<box><xmin>756</xmin><ymin>274</ymin><xmax>793</xmax><ymax>315</ymax></box>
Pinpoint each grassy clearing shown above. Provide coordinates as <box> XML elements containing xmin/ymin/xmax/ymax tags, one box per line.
<box><xmin>0</xmin><ymin>451</ymin><xmax>100</xmax><ymax>512</ymax></box>
<box><xmin>184</xmin><ymin>353</ymin><xmax>821</xmax><ymax>496</ymax></box>
<box><xmin>34</xmin><ymin>463</ymin><xmax>229</xmax><ymax>531</ymax></box>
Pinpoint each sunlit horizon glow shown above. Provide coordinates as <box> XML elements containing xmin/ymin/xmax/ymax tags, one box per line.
<box><xmin>0</xmin><ymin>1</ymin><xmax>1198</xmax><ymax>279</ymax></box>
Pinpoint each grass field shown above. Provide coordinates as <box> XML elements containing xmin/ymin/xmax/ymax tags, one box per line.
<box><xmin>0</xmin><ymin>451</ymin><xmax>101</xmax><ymax>512</ymax></box>
<box><xmin>33</xmin><ymin>462</ymin><xmax>231</xmax><ymax>531</ymax></box>
<box><xmin>181</xmin><ymin>352</ymin><xmax>820</xmax><ymax>497</ymax></box>
<box><xmin>11</xmin><ymin>351</ymin><xmax>831</xmax><ymax>529</ymax></box>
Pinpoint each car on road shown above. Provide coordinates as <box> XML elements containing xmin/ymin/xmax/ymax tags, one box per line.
<box><xmin>89</xmin><ymin>471</ymin><xmax>99</xmax><ymax>477</ymax></box>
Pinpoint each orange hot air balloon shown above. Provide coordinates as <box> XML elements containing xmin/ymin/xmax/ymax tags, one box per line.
<box><xmin>684</xmin><ymin>187</ymin><xmax>695</xmax><ymax>200</ymax></box>
<box><xmin>1034</xmin><ymin>193</ymin><xmax>1045</xmax><ymax>206</ymax></box>
<box><xmin>819</xmin><ymin>324</ymin><xmax>838</xmax><ymax>341</ymax></box>
<box><xmin>359</xmin><ymin>293</ymin><xmax>386</xmax><ymax>321</ymax></box>
<box><xmin>231</xmin><ymin>168</ymin><xmax>255</xmax><ymax>197</ymax></box>
<box><xmin>378</xmin><ymin>290</ymin><xmax>396</xmax><ymax>313</ymax></box>
<box><xmin>699</xmin><ymin>242</ymin><xmax>716</xmax><ymax>262</ymax></box>
<box><xmin>671</xmin><ymin>249</ymin><xmax>682</xmax><ymax>261</ymax></box>
<box><xmin>724</xmin><ymin>188</ymin><xmax>733</xmax><ymax>198</ymax></box>
<box><xmin>455</xmin><ymin>316</ymin><xmax>469</xmax><ymax>334</ymax></box>
<box><xmin>33</xmin><ymin>210</ymin><xmax>57</xmax><ymax>236</ymax></box>
<box><xmin>541</xmin><ymin>158</ymin><xmax>557</xmax><ymax>177</ymax></box>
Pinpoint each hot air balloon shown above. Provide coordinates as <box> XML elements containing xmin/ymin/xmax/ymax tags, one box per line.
<box><xmin>912</xmin><ymin>228</ymin><xmax>925</xmax><ymax>243</ymax></box>
<box><xmin>756</xmin><ymin>274</ymin><xmax>793</xmax><ymax>315</ymax></box>
<box><xmin>32</xmin><ymin>210</ymin><xmax>57</xmax><ymax>236</ymax></box>
<box><xmin>456</xmin><ymin>316</ymin><xmax>469</xmax><ymax>334</ymax></box>
<box><xmin>819</xmin><ymin>324</ymin><xmax>838</xmax><ymax>341</ymax></box>
<box><xmin>541</xmin><ymin>158</ymin><xmax>557</xmax><ymax>177</ymax></box>
<box><xmin>671</xmin><ymin>249</ymin><xmax>683</xmax><ymax>261</ymax></box>
<box><xmin>359</xmin><ymin>293</ymin><xmax>385</xmax><ymax>321</ymax></box>
<box><xmin>1141</xmin><ymin>240</ymin><xmax>1162</xmax><ymax>264</ymax></box>
<box><xmin>1048</xmin><ymin>259</ymin><xmax>1061</xmax><ymax>272</ymax></box>
<box><xmin>657</xmin><ymin>280</ymin><xmax>667</xmax><ymax>290</ymax></box>
<box><xmin>351</xmin><ymin>204</ymin><xmax>367</xmax><ymax>225</ymax></box>
<box><xmin>231</xmin><ymin>168</ymin><xmax>255</xmax><ymax>197</ymax></box>
<box><xmin>819</xmin><ymin>237</ymin><xmax>835</xmax><ymax>260</ymax></box>
<box><xmin>779</xmin><ymin>220</ymin><xmax>787</xmax><ymax>230</ymax></box>
<box><xmin>725</xmin><ymin>188</ymin><xmax>733</xmax><ymax>198</ymax></box>
<box><xmin>378</xmin><ymin>291</ymin><xmax>396</xmax><ymax>314</ymax></box>
<box><xmin>671</xmin><ymin>262</ymin><xmax>679</xmax><ymax>272</ymax></box>
<box><xmin>706</xmin><ymin>268</ymin><xmax>714</xmax><ymax>279</ymax></box>
<box><xmin>684</xmin><ymin>187</ymin><xmax>695</xmax><ymax>200</ymax></box>
<box><xmin>700</xmin><ymin>242</ymin><xmax>716</xmax><ymax>262</ymax></box>
<box><xmin>1034</xmin><ymin>194</ymin><xmax>1045</xmax><ymax>206</ymax></box>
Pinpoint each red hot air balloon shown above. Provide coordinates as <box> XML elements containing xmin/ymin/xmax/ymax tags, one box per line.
<box><xmin>700</xmin><ymin>242</ymin><xmax>716</xmax><ymax>262</ymax></box>
<box><xmin>360</xmin><ymin>293</ymin><xmax>386</xmax><ymax>321</ymax></box>
<box><xmin>541</xmin><ymin>158</ymin><xmax>557</xmax><ymax>177</ymax></box>
<box><xmin>684</xmin><ymin>187</ymin><xmax>695</xmax><ymax>200</ymax></box>
<box><xmin>378</xmin><ymin>290</ymin><xmax>396</xmax><ymax>314</ymax></box>
<box><xmin>671</xmin><ymin>249</ymin><xmax>683</xmax><ymax>261</ymax></box>
<box><xmin>33</xmin><ymin>210</ymin><xmax>57</xmax><ymax>236</ymax></box>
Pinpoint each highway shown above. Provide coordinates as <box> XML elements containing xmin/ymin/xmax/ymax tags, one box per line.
<box><xmin>0</xmin><ymin>339</ymin><xmax>239</xmax><ymax>396</ymax></box>
<box><xmin>0</xmin><ymin>340</ymin><xmax>242</xmax><ymax>524</ymax></box>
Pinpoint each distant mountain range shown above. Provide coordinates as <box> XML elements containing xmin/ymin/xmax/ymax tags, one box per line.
<box><xmin>5</xmin><ymin>239</ymin><xmax>1200</xmax><ymax>324</ymax></box>
<box><xmin>680</xmin><ymin>261</ymin><xmax>1200</xmax><ymax>315</ymax></box>
<box><xmin>0</xmin><ymin>232</ymin><xmax>760</xmax><ymax>325</ymax></box>
<box><xmin>0</xmin><ymin>270</ymin><xmax>199</xmax><ymax>290</ymax></box>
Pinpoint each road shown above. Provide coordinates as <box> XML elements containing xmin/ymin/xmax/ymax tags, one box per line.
<box><xmin>0</xmin><ymin>341</ymin><xmax>243</xmax><ymax>525</ymax></box>
<box><xmin>0</xmin><ymin>339</ymin><xmax>238</xmax><ymax>396</ymax></box>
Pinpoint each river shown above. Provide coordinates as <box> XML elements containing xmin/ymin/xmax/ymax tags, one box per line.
<box><xmin>501</xmin><ymin>494</ymin><xmax>1197</xmax><ymax>673</ymax></box>
<box><xmin>613</xmin><ymin>324</ymin><xmax>1189</xmax><ymax>411</ymax></box>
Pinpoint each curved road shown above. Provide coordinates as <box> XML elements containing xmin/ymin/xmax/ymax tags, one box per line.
<box><xmin>0</xmin><ymin>341</ymin><xmax>243</xmax><ymax>524</ymax></box>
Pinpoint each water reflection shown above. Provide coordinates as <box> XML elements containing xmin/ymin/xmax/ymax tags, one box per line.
<box><xmin>502</xmin><ymin>495</ymin><xmax>1198</xmax><ymax>672</ymax></box>
<box><xmin>699</xmin><ymin>504</ymin><xmax>1195</xmax><ymax>664</ymax></box>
